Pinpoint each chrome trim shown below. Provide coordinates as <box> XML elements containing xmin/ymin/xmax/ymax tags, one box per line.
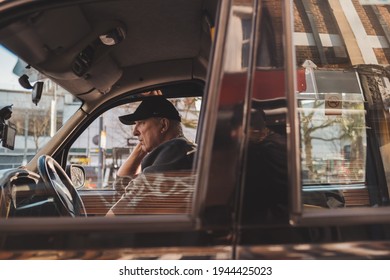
<box><xmin>233</xmin><ymin>0</ymin><xmax>258</xmax><ymax>259</ymax></box>
<box><xmin>295</xmin><ymin>207</ymin><xmax>390</xmax><ymax>226</ymax></box>
<box><xmin>303</xmin><ymin>183</ymin><xmax>366</xmax><ymax>191</ymax></box>
<box><xmin>192</xmin><ymin>0</ymin><xmax>231</xmax><ymax>226</ymax></box>
<box><xmin>284</xmin><ymin>0</ymin><xmax>302</xmax><ymax>221</ymax></box>
<box><xmin>0</xmin><ymin>215</ymin><xmax>194</xmax><ymax>233</ymax></box>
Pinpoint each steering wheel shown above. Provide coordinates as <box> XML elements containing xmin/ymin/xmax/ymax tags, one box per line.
<box><xmin>37</xmin><ymin>155</ymin><xmax>86</xmax><ymax>217</ymax></box>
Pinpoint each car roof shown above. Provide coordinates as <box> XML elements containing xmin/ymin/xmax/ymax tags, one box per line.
<box><xmin>0</xmin><ymin>0</ymin><xmax>217</xmax><ymax>106</ymax></box>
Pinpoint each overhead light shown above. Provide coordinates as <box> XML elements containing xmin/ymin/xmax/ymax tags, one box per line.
<box><xmin>99</xmin><ymin>26</ymin><xmax>126</xmax><ymax>46</ymax></box>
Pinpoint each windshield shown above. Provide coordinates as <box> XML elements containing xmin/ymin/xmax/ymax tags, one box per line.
<box><xmin>0</xmin><ymin>46</ymin><xmax>81</xmax><ymax>168</ymax></box>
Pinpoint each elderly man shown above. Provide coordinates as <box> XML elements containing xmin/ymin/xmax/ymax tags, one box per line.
<box><xmin>107</xmin><ymin>96</ymin><xmax>197</xmax><ymax>216</ymax></box>
<box><xmin>116</xmin><ymin>95</ymin><xmax>196</xmax><ymax>179</ymax></box>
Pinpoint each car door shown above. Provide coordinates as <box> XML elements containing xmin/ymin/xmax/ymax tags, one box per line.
<box><xmin>236</xmin><ymin>0</ymin><xmax>390</xmax><ymax>259</ymax></box>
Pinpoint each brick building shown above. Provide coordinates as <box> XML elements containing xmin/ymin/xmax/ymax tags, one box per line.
<box><xmin>293</xmin><ymin>0</ymin><xmax>390</xmax><ymax>67</ymax></box>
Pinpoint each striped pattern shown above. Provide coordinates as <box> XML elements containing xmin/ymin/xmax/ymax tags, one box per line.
<box><xmin>80</xmin><ymin>171</ymin><xmax>196</xmax><ymax>216</ymax></box>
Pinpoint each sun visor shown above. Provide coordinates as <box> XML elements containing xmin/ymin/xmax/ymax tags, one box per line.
<box><xmin>86</xmin><ymin>56</ymin><xmax>122</xmax><ymax>94</ymax></box>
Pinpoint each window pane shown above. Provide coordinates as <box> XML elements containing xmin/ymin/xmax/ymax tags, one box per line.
<box><xmin>68</xmin><ymin>96</ymin><xmax>201</xmax><ymax>216</ymax></box>
<box><xmin>298</xmin><ymin>90</ymin><xmax>366</xmax><ymax>186</ymax></box>
<box><xmin>69</xmin><ymin>97</ymin><xmax>200</xmax><ymax>190</ymax></box>
<box><xmin>294</xmin><ymin>0</ymin><xmax>390</xmax><ymax>210</ymax></box>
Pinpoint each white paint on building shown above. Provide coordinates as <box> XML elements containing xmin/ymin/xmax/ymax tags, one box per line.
<box><xmin>294</xmin><ymin>32</ymin><xmax>389</xmax><ymax>49</ymax></box>
<box><xmin>339</xmin><ymin>0</ymin><xmax>378</xmax><ymax>64</ymax></box>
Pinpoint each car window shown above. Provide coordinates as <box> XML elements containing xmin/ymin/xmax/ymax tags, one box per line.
<box><xmin>298</xmin><ymin>73</ymin><xmax>366</xmax><ymax>183</ymax></box>
<box><xmin>298</xmin><ymin>70</ymin><xmax>368</xmax><ymax>208</ymax></box>
<box><xmin>290</xmin><ymin>0</ymin><xmax>390</xmax><ymax>217</ymax></box>
<box><xmin>68</xmin><ymin>97</ymin><xmax>201</xmax><ymax>190</ymax></box>
<box><xmin>239</xmin><ymin>0</ymin><xmax>390</xmax><ymax>225</ymax></box>
<box><xmin>65</xmin><ymin>96</ymin><xmax>201</xmax><ymax>216</ymax></box>
<box><xmin>0</xmin><ymin>46</ymin><xmax>81</xmax><ymax>169</ymax></box>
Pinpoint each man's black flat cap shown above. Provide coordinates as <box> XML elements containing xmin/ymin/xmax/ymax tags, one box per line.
<box><xmin>119</xmin><ymin>96</ymin><xmax>181</xmax><ymax>125</ymax></box>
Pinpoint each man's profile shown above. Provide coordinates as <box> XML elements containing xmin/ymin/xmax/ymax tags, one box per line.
<box><xmin>107</xmin><ymin>95</ymin><xmax>196</xmax><ymax>215</ymax></box>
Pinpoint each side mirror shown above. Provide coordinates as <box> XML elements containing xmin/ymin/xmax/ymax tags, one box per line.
<box><xmin>65</xmin><ymin>164</ymin><xmax>86</xmax><ymax>189</ymax></box>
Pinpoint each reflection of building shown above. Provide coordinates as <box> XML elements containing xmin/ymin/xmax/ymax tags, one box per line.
<box><xmin>294</xmin><ymin>0</ymin><xmax>390</xmax><ymax>66</ymax></box>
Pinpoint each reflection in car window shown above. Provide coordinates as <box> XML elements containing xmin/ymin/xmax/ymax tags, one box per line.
<box><xmin>0</xmin><ymin>46</ymin><xmax>81</xmax><ymax>169</ymax></box>
<box><xmin>298</xmin><ymin>76</ymin><xmax>366</xmax><ymax>186</ymax></box>
<box><xmin>241</xmin><ymin>0</ymin><xmax>288</xmax><ymax>224</ymax></box>
<box><xmin>293</xmin><ymin>1</ymin><xmax>390</xmax><ymax>209</ymax></box>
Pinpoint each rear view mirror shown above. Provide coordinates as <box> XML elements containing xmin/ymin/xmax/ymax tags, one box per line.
<box><xmin>18</xmin><ymin>74</ymin><xmax>44</xmax><ymax>105</ymax></box>
<box><xmin>32</xmin><ymin>82</ymin><xmax>44</xmax><ymax>105</ymax></box>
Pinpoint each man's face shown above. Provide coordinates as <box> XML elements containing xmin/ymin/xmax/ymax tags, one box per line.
<box><xmin>133</xmin><ymin>118</ymin><xmax>163</xmax><ymax>152</ymax></box>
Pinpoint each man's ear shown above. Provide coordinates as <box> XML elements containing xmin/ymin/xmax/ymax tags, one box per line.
<box><xmin>160</xmin><ymin>118</ymin><xmax>170</xmax><ymax>132</ymax></box>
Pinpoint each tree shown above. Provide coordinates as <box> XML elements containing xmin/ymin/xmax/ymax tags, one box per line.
<box><xmin>31</xmin><ymin>111</ymin><xmax>51</xmax><ymax>150</ymax></box>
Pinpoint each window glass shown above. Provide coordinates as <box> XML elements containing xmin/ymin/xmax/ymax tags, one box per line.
<box><xmin>68</xmin><ymin>97</ymin><xmax>200</xmax><ymax>190</ymax></box>
<box><xmin>293</xmin><ymin>0</ymin><xmax>390</xmax><ymax>210</ymax></box>
<box><xmin>67</xmin><ymin>96</ymin><xmax>201</xmax><ymax>216</ymax></box>
<box><xmin>0</xmin><ymin>46</ymin><xmax>81</xmax><ymax>169</ymax></box>
<box><xmin>298</xmin><ymin>73</ymin><xmax>366</xmax><ymax>186</ymax></box>
<box><xmin>242</xmin><ymin>0</ymin><xmax>288</xmax><ymax>224</ymax></box>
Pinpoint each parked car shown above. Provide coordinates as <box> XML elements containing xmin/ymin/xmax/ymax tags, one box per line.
<box><xmin>0</xmin><ymin>0</ymin><xmax>390</xmax><ymax>260</ymax></box>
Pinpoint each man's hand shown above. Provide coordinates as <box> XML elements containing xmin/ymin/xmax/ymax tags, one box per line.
<box><xmin>117</xmin><ymin>142</ymin><xmax>147</xmax><ymax>177</ymax></box>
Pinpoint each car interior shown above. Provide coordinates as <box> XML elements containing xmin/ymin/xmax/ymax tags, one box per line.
<box><xmin>0</xmin><ymin>0</ymin><xmax>220</xmax><ymax>218</ymax></box>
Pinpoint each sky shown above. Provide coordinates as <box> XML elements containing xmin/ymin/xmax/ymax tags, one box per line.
<box><xmin>0</xmin><ymin>45</ymin><xmax>24</xmax><ymax>90</ymax></box>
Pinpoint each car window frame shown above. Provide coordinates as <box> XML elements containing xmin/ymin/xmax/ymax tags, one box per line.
<box><xmin>192</xmin><ymin>0</ymin><xmax>258</xmax><ymax>228</ymax></box>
